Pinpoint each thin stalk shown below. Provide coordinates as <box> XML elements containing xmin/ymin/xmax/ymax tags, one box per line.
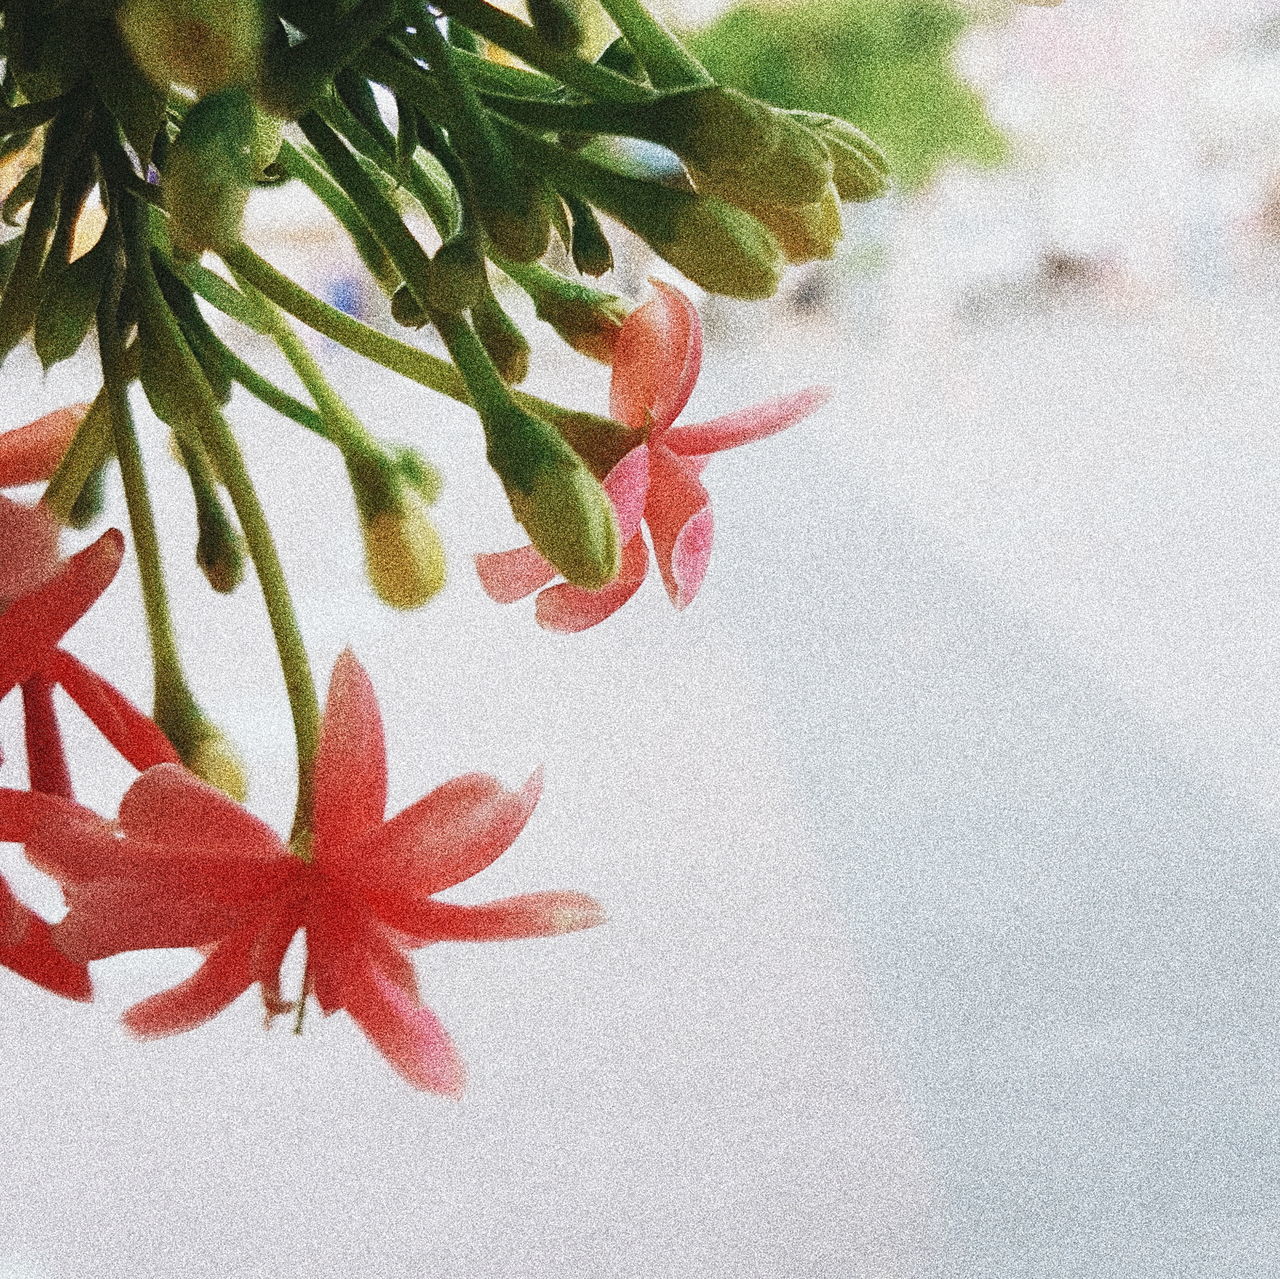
<box><xmin>592</xmin><ymin>0</ymin><xmax>711</xmax><ymax>89</ymax></box>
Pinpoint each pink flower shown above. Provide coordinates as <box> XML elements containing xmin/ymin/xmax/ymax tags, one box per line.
<box><xmin>0</xmin><ymin>788</ymin><xmax>90</xmax><ymax>1000</ymax></box>
<box><xmin>27</xmin><ymin>651</ymin><xmax>604</xmax><ymax>1096</ymax></box>
<box><xmin>0</xmin><ymin>497</ymin><xmax>178</xmax><ymax>797</ymax></box>
<box><xmin>477</xmin><ymin>281</ymin><xmax>829</xmax><ymax>631</ymax></box>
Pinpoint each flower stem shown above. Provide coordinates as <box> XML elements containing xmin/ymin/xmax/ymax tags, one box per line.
<box><xmin>121</xmin><ymin>195</ymin><xmax>321</xmax><ymax>840</ymax></box>
<box><xmin>96</xmin><ymin>237</ymin><xmax>198</xmax><ymax>729</ymax></box>
<box><xmin>592</xmin><ymin>0</ymin><xmax>712</xmax><ymax>90</ymax></box>
<box><xmin>218</xmin><ymin>244</ymin><xmax>633</xmax><ymax>451</ymax></box>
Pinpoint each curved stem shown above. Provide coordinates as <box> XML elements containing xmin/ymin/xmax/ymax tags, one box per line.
<box><xmin>218</xmin><ymin>243</ymin><xmax>633</xmax><ymax>450</ymax></box>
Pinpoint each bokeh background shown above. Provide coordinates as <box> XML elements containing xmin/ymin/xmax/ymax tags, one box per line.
<box><xmin>3</xmin><ymin>0</ymin><xmax>1279</xmax><ymax>1275</ymax></box>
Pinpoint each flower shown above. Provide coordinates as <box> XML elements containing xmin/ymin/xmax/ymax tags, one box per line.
<box><xmin>0</xmin><ymin>788</ymin><xmax>91</xmax><ymax>1000</ymax></box>
<box><xmin>27</xmin><ymin>651</ymin><xmax>604</xmax><ymax>1096</ymax></box>
<box><xmin>0</xmin><ymin>404</ymin><xmax>90</xmax><ymax>488</ymax></box>
<box><xmin>476</xmin><ymin>281</ymin><xmax>829</xmax><ymax>631</ymax></box>
<box><xmin>0</xmin><ymin>497</ymin><xmax>179</xmax><ymax>796</ymax></box>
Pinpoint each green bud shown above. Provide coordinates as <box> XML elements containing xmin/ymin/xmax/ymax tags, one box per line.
<box><xmin>527</xmin><ymin>0</ymin><xmax>587</xmax><ymax>51</ymax></box>
<box><xmin>195</xmin><ymin>499</ymin><xmax>246</xmax><ymax>594</ymax></box>
<box><xmin>66</xmin><ymin>461</ymin><xmax>108</xmax><ymax>531</ymax></box>
<box><xmin>249</xmin><ymin>108</ymin><xmax>285</xmax><ymax>179</ymax></box>
<box><xmin>485</xmin><ymin>405</ymin><xmax>619</xmax><ymax>589</ymax></box>
<box><xmin>478</xmin><ymin>183</ymin><xmax>553</xmax><ymax>266</ymax></box>
<box><xmin>473</xmin><ymin>292</ymin><xmax>530</xmax><ymax>385</ymax></box>
<box><xmin>787</xmin><ymin>111</ymin><xmax>889</xmax><ymax>203</ymax></box>
<box><xmin>117</xmin><ymin>0</ymin><xmax>263</xmax><ymax>94</ymax></box>
<box><xmin>694</xmin><ymin>174</ymin><xmax>842</xmax><ymax>265</ymax></box>
<box><xmin>391</xmin><ymin>445</ymin><xmax>444</xmax><ymax>506</ymax></box>
<box><xmin>166</xmin><ymin>88</ymin><xmax>255</xmax><ymax>255</ymax></box>
<box><xmin>532</xmin><ymin>280</ymin><xmax>629</xmax><ymax>363</ymax></box>
<box><xmin>391</xmin><ymin>283</ymin><xmax>430</xmax><ymax>329</ymax></box>
<box><xmin>567</xmin><ymin>196</ymin><xmax>614</xmax><ymax>277</ymax></box>
<box><xmin>426</xmin><ymin>239</ymin><xmax>488</xmax><ymax>314</ymax></box>
<box><xmin>188</xmin><ymin>727</ymin><xmax>249</xmax><ymax>802</ymax></box>
<box><xmin>661</xmin><ymin>196</ymin><xmax>783</xmax><ymax>300</ymax></box>
<box><xmin>156</xmin><ymin>696</ymin><xmax>249</xmax><ymax>802</ymax></box>
<box><xmin>642</xmin><ymin>87</ymin><xmax>832</xmax><ymax>208</ymax></box>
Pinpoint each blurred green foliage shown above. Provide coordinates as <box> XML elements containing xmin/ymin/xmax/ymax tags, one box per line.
<box><xmin>687</xmin><ymin>0</ymin><xmax>1006</xmax><ymax>192</ymax></box>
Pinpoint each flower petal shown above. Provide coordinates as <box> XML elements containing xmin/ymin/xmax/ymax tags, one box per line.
<box><xmin>663</xmin><ymin>386</ymin><xmax>830</xmax><ymax>456</ymax></box>
<box><xmin>609</xmin><ymin>281</ymin><xmax>703</xmax><ymax>433</ymax></box>
<box><xmin>341</xmin><ymin>962</ymin><xmax>467</xmax><ymax>1097</ymax></box>
<box><xmin>21</xmin><ymin>675</ymin><xmax>72</xmax><ymax>797</ymax></box>
<box><xmin>534</xmin><ymin>534</ymin><xmax>649</xmax><ymax>632</ymax></box>
<box><xmin>0</xmin><ymin>786</ymin><xmax>40</xmax><ymax>843</ymax></box>
<box><xmin>313</xmin><ymin>650</ymin><xmax>387</xmax><ymax>856</ymax></box>
<box><xmin>54</xmin><ymin>878</ymin><xmax>253</xmax><ymax>962</ymax></box>
<box><xmin>475</xmin><ymin>544</ymin><xmax>557</xmax><ymax>604</ymax></box>
<box><xmin>117</xmin><ymin>763</ymin><xmax>287</xmax><ymax>866</ymax></box>
<box><xmin>0</xmin><ymin>528</ymin><xmax>123</xmax><ymax>698</ymax></box>
<box><xmin>645</xmin><ymin>445</ymin><xmax>713</xmax><ymax>609</ymax></box>
<box><xmin>0</xmin><ymin>905</ymin><xmax>92</xmax><ymax>1001</ymax></box>
<box><xmin>373</xmin><ymin>890</ymin><xmax>605</xmax><ymax>943</ymax></box>
<box><xmin>46</xmin><ymin>649</ymin><xmax>180</xmax><ymax>771</ymax></box>
<box><xmin>602</xmin><ymin>445</ymin><xmax>650</xmax><ymax>541</ymax></box>
<box><xmin>0</xmin><ymin>404</ymin><xmax>90</xmax><ymax>487</ymax></box>
<box><xmin>122</xmin><ymin>923</ymin><xmax>261</xmax><ymax>1038</ymax></box>
<box><xmin>330</xmin><ymin>770</ymin><xmax>542</xmax><ymax>899</ymax></box>
<box><xmin>0</xmin><ymin>497</ymin><xmax>60</xmax><ymax>602</ymax></box>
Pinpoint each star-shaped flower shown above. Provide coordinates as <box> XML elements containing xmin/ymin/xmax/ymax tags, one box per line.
<box><xmin>0</xmin><ymin>497</ymin><xmax>178</xmax><ymax>796</ymax></box>
<box><xmin>477</xmin><ymin>281</ymin><xmax>829</xmax><ymax>630</ymax></box>
<box><xmin>27</xmin><ymin>651</ymin><xmax>603</xmax><ymax>1095</ymax></box>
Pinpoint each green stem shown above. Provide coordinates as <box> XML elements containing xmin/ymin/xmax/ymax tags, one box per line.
<box><xmin>125</xmin><ymin>205</ymin><xmax>320</xmax><ymax>840</ymax></box>
<box><xmin>592</xmin><ymin>0</ymin><xmax>711</xmax><ymax>89</ymax></box>
<box><xmin>219</xmin><ymin>243</ymin><xmax>631</xmax><ymax>446</ymax></box>
<box><xmin>96</xmin><ymin>249</ymin><xmax>193</xmax><ymax>722</ymax></box>
<box><xmin>231</xmin><ymin>270</ymin><xmax>381</xmax><ymax>458</ymax></box>
<box><xmin>390</xmin><ymin>5</ymin><xmax>654</xmax><ymax>102</ymax></box>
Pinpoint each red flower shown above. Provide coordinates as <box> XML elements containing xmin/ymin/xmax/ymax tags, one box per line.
<box><xmin>27</xmin><ymin>651</ymin><xmax>604</xmax><ymax>1095</ymax></box>
<box><xmin>0</xmin><ymin>404</ymin><xmax>89</xmax><ymax>488</ymax></box>
<box><xmin>477</xmin><ymin>281</ymin><xmax>829</xmax><ymax>630</ymax></box>
<box><xmin>0</xmin><ymin>788</ymin><xmax>90</xmax><ymax>1000</ymax></box>
<box><xmin>0</xmin><ymin>497</ymin><xmax>178</xmax><ymax>796</ymax></box>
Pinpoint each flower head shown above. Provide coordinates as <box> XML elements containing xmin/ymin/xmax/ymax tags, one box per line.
<box><xmin>0</xmin><ymin>498</ymin><xmax>179</xmax><ymax>797</ymax></box>
<box><xmin>476</xmin><ymin>281</ymin><xmax>829</xmax><ymax>630</ymax></box>
<box><xmin>27</xmin><ymin>651</ymin><xmax>603</xmax><ymax>1095</ymax></box>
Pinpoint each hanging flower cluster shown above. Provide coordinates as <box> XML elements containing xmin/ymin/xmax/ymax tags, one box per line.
<box><xmin>0</xmin><ymin>0</ymin><xmax>1060</xmax><ymax>1095</ymax></box>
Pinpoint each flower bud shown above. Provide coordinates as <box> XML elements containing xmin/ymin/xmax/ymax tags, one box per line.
<box><xmin>662</xmin><ymin>196</ymin><xmax>783</xmax><ymax>300</ymax></box>
<box><xmin>567</xmin><ymin>197</ymin><xmax>614</xmax><ymax>277</ymax></box>
<box><xmin>694</xmin><ymin>174</ymin><xmax>842</xmax><ymax>265</ymax></box>
<box><xmin>118</xmin><ymin>0</ymin><xmax>263</xmax><ymax>94</ymax></box>
<box><xmin>390</xmin><ymin>284</ymin><xmax>430</xmax><ymax>329</ymax></box>
<box><xmin>533</xmin><ymin>284</ymin><xmax>629</xmax><ymax>363</ymax></box>
<box><xmin>195</xmin><ymin>503</ymin><xmax>246</xmax><ymax>594</ymax></box>
<box><xmin>156</xmin><ymin>696</ymin><xmax>249</xmax><ymax>802</ymax></box>
<box><xmin>485</xmin><ymin>406</ymin><xmax>619</xmax><ymax>589</ymax></box>
<box><xmin>165</xmin><ymin>87</ymin><xmax>255</xmax><ymax>255</ymax></box>
<box><xmin>361</xmin><ymin>498</ymin><xmax>447</xmax><ymax>610</ymax></box>
<box><xmin>346</xmin><ymin>446</ymin><xmax>447</xmax><ymax>609</ymax></box>
<box><xmin>527</xmin><ymin>0</ymin><xmax>588</xmax><ymax>50</ymax></box>
<box><xmin>787</xmin><ymin>111</ymin><xmax>889</xmax><ymax>203</ymax></box>
<box><xmin>426</xmin><ymin>239</ymin><xmax>488</xmax><ymax>314</ymax></box>
<box><xmin>642</xmin><ymin>87</ymin><xmax>832</xmax><ymax>208</ymax></box>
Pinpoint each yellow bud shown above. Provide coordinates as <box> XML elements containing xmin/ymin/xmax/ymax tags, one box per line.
<box><xmin>188</xmin><ymin>727</ymin><xmax>249</xmax><ymax>802</ymax></box>
<box><xmin>361</xmin><ymin>499</ymin><xmax>447</xmax><ymax>610</ymax></box>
